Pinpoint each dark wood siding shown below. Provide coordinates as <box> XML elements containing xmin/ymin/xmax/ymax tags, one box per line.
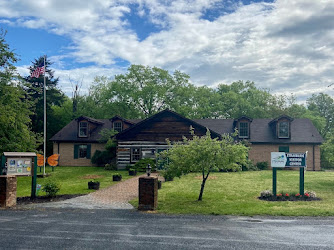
<box><xmin>117</xmin><ymin>111</ymin><xmax>211</xmax><ymax>142</ymax></box>
<box><xmin>117</xmin><ymin>141</ymin><xmax>170</xmax><ymax>169</ymax></box>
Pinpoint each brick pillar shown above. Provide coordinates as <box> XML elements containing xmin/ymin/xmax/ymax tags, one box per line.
<box><xmin>0</xmin><ymin>176</ymin><xmax>17</xmax><ymax>208</ymax></box>
<box><xmin>138</xmin><ymin>177</ymin><xmax>158</xmax><ymax>211</ymax></box>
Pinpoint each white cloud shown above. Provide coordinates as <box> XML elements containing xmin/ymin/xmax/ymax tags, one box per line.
<box><xmin>16</xmin><ymin>64</ymin><xmax>126</xmax><ymax>97</ymax></box>
<box><xmin>2</xmin><ymin>0</ymin><xmax>334</xmax><ymax>102</ymax></box>
<box><xmin>53</xmin><ymin>66</ymin><xmax>126</xmax><ymax>96</ymax></box>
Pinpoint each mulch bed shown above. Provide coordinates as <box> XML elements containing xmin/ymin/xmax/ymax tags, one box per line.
<box><xmin>259</xmin><ymin>196</ymin><xmax>321</xmax><ymax>202</ymax></box>
<box><xmin>17</xmin><ymin>194</ymin><xmax>84</xmax><ymax>205</ymax></box>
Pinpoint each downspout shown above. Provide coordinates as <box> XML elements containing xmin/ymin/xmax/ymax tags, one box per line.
<box><xmin>58</xmin><ymin>142</ymin><xmax>60</xmax><ymax>154</ymax></box>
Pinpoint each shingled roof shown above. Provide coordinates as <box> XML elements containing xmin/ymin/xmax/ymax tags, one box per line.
<box><xmin>194</xmin><ymin>118</ymin><xmax>323</xmax><ymax>144</ymax></box>
<box><xmin>51</xmin><ymin>111</ymin><xmax>323</xmax><ymax>144</ymax></box>
<box><xmin>50</xmin><ymin>119</ymin><xmax>112</xmax><ymax>142</ymax></box>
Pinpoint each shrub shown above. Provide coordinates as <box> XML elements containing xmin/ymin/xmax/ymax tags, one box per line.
<box><xmin>242</xmin><ymin>160</ymin><xmax>258</xmax><ymax>171</ymax></box>
<box><xmin>42</xmin><ymin>181</ymin><xmax>60</xmax><ymax>197</ymax></box>
<box><xmin>161</xmin><ymin>169</ymin><xmax>174</xmax><ymax>181</ymax></box>
<box><xmin>125</xmin><ymin>165</ymin><xmax>132</xmax><ymax>171</ymax></box>
<box><xmin>256</xmin><ymin>161</ymin><xmax>269</xmax><ymax>170</ymax></box>
<box><xmin>104</xmin><ymin>163</ymin><xmax>117</xmax><ymax>170</ymax></box>
<box><xmin>133</xmin><ymin>158</ymin><xmax>156</xmax><ymax>172</ymax></box>
<box><xmin>91</xmin><ymin>150</ymin><xmax>115</xmax><ymax>166</ymax></box>
<box><xmin>220</xmin><ymin>164</ymin><xmax>242</xmax><ymax>172</ymax></box>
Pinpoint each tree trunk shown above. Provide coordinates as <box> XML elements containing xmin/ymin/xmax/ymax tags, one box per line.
<box><xmin>198</xmin><ymin>170</ymin><xmax>210</xmax><ymax>201</ymax></box>
<box><xmin>198</xmin><ymin>178</ymin><xmax>207</xmax><ymax>201</ymax></box>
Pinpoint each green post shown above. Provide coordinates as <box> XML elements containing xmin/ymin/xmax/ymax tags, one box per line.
<box><xmin>31</xmin><ymin>156</ymin><xmax>37</xmax><ymax>199</ymax></box>
<box><xmin>273</xmin><ymin>168</ymin><xmax>277</xmax><ymax>196</ymax></box>
<box><xmin>299</xmin><ymin>167</ymin><xmax>304</xmax><ymax>195</ymax></box>
<box><xmin>1</xmin><ymin>155</ymin><xmax>5</xmax><ymax>175</ymax></box>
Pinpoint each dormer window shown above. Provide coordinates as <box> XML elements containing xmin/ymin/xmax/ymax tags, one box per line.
<box><xmin>278</xmin><ymin>121</ymin><xmax>289</xmax><ymax>138</ymax></box>
<box><xmin>269</xmin><ymin>115</ymin><xmax>293</xmax><ymax>139</ymax></box>
<box><xmin>113</xmin><ymin>121</ymin><xmax>123</xmax><ymax>132</ymax></box>
<box><xmin>235</xmin><ymin>116</ymin><xmax>252</xmax><ymax>139</ymax></box>
<box><xmin>239</xmin><ymin>122</ymin><xmax>249</xmax><ymax>138</ymax></box>
<box><xmin>79</xmin><ymin>122</ymin><xmax>88</xmax><ymax>137</ymax></box>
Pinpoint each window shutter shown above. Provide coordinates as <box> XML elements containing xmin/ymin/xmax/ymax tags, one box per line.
<box><xmin>74</xmin><ymin>145</ymin><xmax>79</xmax><ymax>159</ymax></box>
<box><xmin>86</xmin><ymin>144</ymin><xmax>91</xmax><ymax>159</ymax></box>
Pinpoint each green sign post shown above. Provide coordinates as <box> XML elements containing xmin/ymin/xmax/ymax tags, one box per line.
<box><xmin>271</xmin><ymin>152</ymin><xmax>307</xmax><ymax>196</ymax></box>
<box><xmin>272</xmin><ymin>168</ymin><xmax>277</xmax><ymax>196</ymax></box>
<box><xmin>31</xmin><ymin>156</ymin><xmax>37</xmax><ymax>199</ymax></box>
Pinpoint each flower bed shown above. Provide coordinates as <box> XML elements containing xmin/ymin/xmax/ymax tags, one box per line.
<box><xmin>259</xmin><ymin>190</ymin><xmax>321</xmax><ymax>201</ymax></box>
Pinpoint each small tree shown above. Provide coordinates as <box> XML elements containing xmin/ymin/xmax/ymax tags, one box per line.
<box><xmin>160</xmin><ymin>128</ymin><xmax>249</xmax><ymax>201</ymax></box>
<box><xmin>91</xmin><ymin>128</ymin><xmax>118</xmax><ymax>166</ymax></box>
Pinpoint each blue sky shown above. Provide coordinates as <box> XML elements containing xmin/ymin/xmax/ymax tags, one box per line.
<box><xmin>0</xmin><ymin>0</ymin><xmax>334</xmax><ymax>101</ymax></box>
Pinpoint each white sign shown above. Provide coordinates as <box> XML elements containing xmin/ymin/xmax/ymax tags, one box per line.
<box><xmin>271</xmin><ymin>152</ymin><xmax>287</xmax><ymax>168</ymax></box>
<box><xmin>271</xmin><ymin>152</ymin><xmax>307</xmax><ymax>168</ymax></box>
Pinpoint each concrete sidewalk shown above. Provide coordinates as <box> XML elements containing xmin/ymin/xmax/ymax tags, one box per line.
<box><xmin>23</xmin><ymin>173</ymin><xmax>161</xmax><ymax>209</ymax></box>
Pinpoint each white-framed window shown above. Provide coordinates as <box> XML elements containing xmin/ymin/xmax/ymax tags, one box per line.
<box><xmin>79</xmin><ymin>145</ymin><xmax>88</xmax><ymax>158</ymax></box>
<box><xmin>131</xmin><ymin>148</ymin><xmax>141</xmax><ymax>162</ymax></box>
<box><xmin>239</xmin><ymin>122</ymin><xmax>249</xmax><ymax>138</ymax></box>
<box><xmin>113</xmin><ymin>121</ymin><xmax>123</xmax><ymax>132</ymax></box>
<box><xmin>79</xmin><ymin>122</ymin><xmax>88</xmax><ymax>137</ymax></box>
<box><xmin>278</xmin><ymin>121</ymin><xmax>289</xmax><ymax>138</ymax></box>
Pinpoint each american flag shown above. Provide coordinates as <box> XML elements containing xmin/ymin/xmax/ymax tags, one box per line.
<box><xmin>30</xmin><ymin>61</ymin><xmax>45</xmax><ymax>78</ymax></box>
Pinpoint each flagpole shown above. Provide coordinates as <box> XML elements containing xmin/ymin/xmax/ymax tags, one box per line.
<box><xmin>43</xmin><ymin>55</ymin><xmax>46</xmax><ymax>176</ymax></box>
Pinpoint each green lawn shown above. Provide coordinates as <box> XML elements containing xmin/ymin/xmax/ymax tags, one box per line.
<box><xmin>133</xmin><ymin>170</ymin><xmax>334</xmax><ymax>216</ymax></box>
<box><xmin>17</xmin><ymin>166</ymin><xmax>133</xmax><ymax>197</ymax></box>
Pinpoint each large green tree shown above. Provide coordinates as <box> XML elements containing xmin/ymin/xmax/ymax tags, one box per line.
<box><xmin>160</xmin><ymin>129</ymin><xmax>249</xmax><ymax>201</ymax></box>
<box><xmin>78</xmin><ymin>65</ymin><xmax>195</xmax><ymax>119</ymax></box>
<box><xmin>307</xmin><ymin>93</ymin><xmax>334</xmax><ymax>138</ymax></box>
<box><xmin>306</xmin><ymin>93</ymin><xmax>334</xmax><ymax>169</ymax></box>
<box><xmin>112</xmin><ymin>65</ymin><xmax>191</xmax><ymax>117</ymax></box>
<box><xmin>0</xmin><ymin>30</ymin><xmax>39</xmax><ymax>154</ymax></box>
<box><xmin>320</xmin><ymin>135</ymin><xmax>334</xmax><ymax>169</ymax></box>
<box><xmin>217</xmin><ymin>81</ymin><xmax>286</xmax><ymax>118</ymax></box>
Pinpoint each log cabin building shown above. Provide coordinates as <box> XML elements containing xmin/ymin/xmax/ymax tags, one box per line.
<box><xmin>51</xmin><ymin>109</ymin><xmax>323</xmax><ymax>170</ymax></box>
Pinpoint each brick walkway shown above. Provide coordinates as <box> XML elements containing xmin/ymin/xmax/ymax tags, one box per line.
<box><xmin>24</xmin><ymin>173</ymin><xmax>161</xmax><ymax>210</ymax></box>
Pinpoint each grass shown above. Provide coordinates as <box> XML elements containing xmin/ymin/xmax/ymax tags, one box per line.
<box><xmin>17</xmin><ymin>166</ymin><xmax>133</xmax><ymax>197</ymax></box>
<box><xmin>131</xmin><ymin>170</ymin><xmax>334</xmax><ymax>216</ymax></box>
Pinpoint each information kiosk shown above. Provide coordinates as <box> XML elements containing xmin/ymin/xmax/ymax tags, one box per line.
<box><xmin>0</xmin><ymin>152</ymin><xmax>37</xmax><ymax>207</ymax></box>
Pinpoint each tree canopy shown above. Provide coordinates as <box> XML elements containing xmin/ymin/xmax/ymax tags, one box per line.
<box><xmin>160</xmin><ymin>128</ymin><xmax>249</xmax><ymax>201</ymax></box>
<box><xmin>78</xmin><ymin>67</ymin><xmax>314</xmax><ymax>121</ymax></box>
<box><xmin>0</xmin><ymin>30</ymin><xmax>39</xmax><ymax>154</ymax></box>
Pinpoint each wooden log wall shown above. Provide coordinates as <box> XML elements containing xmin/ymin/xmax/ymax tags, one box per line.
<box><xmin>117</xmin><ymin>141</ymin><xmax>170</xmax><ymax>169</ymax></box>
